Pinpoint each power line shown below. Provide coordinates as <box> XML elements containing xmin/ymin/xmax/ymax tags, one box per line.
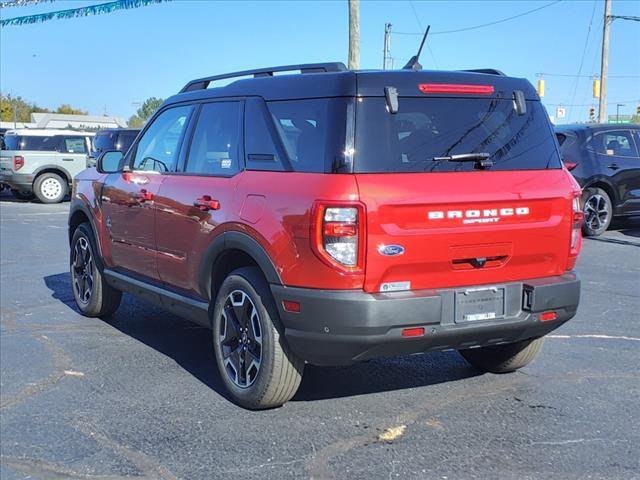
<box><xmin>544</xmin><ymin>99</ymin><xmax>640</xmax><ymax>107</ymax></box>
<box><xmin>395</xmin><ymin>0</ymin><xmax>563</xmax><ymax>36</ymax></box>
<box><xmin>537</xmin><ymin>73</ymin><xmax>639</xmax><ymax>78</ymax></box>
<box><xmin>567</xmin><ymin>0</ymin><xmax>598</xmax><ymax>120</ymax></box>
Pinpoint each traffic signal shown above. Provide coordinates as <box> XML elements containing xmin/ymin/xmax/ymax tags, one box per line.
<box><xmin>593</xmin><ymin>78</ymin><xmax>600</xmax><ymax>99</ymax></box>
<box><xmin>537</xmin><ymin>77</ymin><xmax>545</xmax><ymax>98</ymax></box>
<box><xmin>589</xmin><ymin>106</ymin><xmax>596</xmax><ymax>121</ymax></box>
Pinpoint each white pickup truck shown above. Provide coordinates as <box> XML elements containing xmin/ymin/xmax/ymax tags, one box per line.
<box><xmin>0</xmin><ymin>129</ymin><xmax>94</xmax><ymax>203</ymax></box>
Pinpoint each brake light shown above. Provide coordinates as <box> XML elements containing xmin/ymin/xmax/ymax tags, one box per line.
<box><xmin>418</xmin><ymin>83</ymin><xmax>494</xmax><ymax>95</ymax></box>
<box><xmin>312</xmin><ymin>203</ymin><xmax>365</xmax><ymax>273</ymax></box>
<box><xmin>13</xmin><ymin>155</ymin><xmax>24</xmax><ymax>171</ymax></box>
<box><xmin>568</xmin><ymin>193</ymin><xmax>583</xmax><ymax>269</ymax></box>
<box><xmin>539</xmin><ymin>311</ymin><xmax>557</xmax><ymax>322</ymax></box>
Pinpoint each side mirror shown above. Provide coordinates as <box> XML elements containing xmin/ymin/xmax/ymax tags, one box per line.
<box><xmin>97</xmin><ymin>150</ymin><xmax>124</xmax><ymax>174</ymax></box>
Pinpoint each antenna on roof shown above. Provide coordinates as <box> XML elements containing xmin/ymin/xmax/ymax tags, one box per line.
<box><xmin>403</xmin><ymin>25</ymin><xmax>430</xmax><ymax>71</ymax></box>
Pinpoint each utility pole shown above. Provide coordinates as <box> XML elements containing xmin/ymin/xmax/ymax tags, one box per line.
<box><xmin>383</xmin><ymin>23</ymin><xmax>392</xmax><ymax>70</ymax></box>
<box><xmin>598</xmin><ymin>0</ymin><xmax>612</xmax><ymax>123</ymax></box>
<box><xmin>348</xmin><ymin>0</ymin><xmax>360</xmax><ymax>70</ymax></box>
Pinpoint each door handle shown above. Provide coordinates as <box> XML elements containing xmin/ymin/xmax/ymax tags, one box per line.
<box><xmin>62</xmin><ymin>158</ymin><xmax>74</xmax><ymax>161</ymax></box>
<box><xmin>607</xmin><ymin>163</ymin><xmax>620</xmax><ymax>170</ymax></box>
<box><xmin>194</xmin><ymin>195</ymin><xmax>220</xmax><ymax>211</ymax></box>
<box><xmin>134</xmin><ymin>189</ymin><xmax>154</xmax><ymax>202</ymax></box>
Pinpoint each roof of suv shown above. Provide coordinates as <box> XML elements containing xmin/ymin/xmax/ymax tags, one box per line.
<box><xmin>166</xmin><ymin>62</ymin><xmax>538</xmax><ymax>105</ymax></box>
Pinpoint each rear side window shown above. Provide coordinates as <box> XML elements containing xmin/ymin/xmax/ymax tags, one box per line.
<box><xmin>267</xmin><ymin>98</ymin><xmax>349</xmax><ymax>173</ymax></box>
<box><xmin>586</xmin><ymin>130</ymin><xmax>639</xmax><ymax>157</ymax></box>
<box><xmin>354</xmin><ymin>98</ymin><xmax>561</xmax><ymax>173</ymax></box>
<box><xmin>116</xmin><ymin>131</ymin><xmax>139</xmax><ymax>153</ymax></box>
<box><xmin>93</xmin><ymin>132</ymin><xmax>117</xmax><ymax>153</ymax></box>
<box><xmin>185</xmin><ymin>102</ymin><xmax>241</xmax><ymax>176</ymax></box>
<box><xmin>62</xmin><ymin>137</ymin><xmax>87</xmax><ymax>154</ymax></box>
<box><xmin>2</xmin><ymin>135</ymin><xmax>60</xmax><ymax>151</ymax></box>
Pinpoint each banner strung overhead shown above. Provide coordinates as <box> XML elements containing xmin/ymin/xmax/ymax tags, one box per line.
<box><xmin>0</xmin><ymin>0</ymin><xmax>170</xmax><ymax>27</ymax></box>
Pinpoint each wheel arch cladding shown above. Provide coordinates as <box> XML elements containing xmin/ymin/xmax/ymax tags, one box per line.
<box><xmin>585</xmin><ymin>179</ymin><xmax>618</xmax><ymax>207</ymax></box>
<box><xmin>199</xmin><ymin>231</ymin><xmax>283</xmax><ymax>303</ymax></box>
<box><xmin>68</xmin><ymin>205</ymin><xmax>106</xmax><ymax>269</ymax></box>
<box><xmin>34</xmin><ymin>166</ymin><xmax>72</xmax><ymax>184</ymax></box>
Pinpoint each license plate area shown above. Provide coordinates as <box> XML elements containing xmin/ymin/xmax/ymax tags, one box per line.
<box><xmin>455</xmin><ymin>287</ymin><xmax>505</xmax><ymax>323</ymax></box>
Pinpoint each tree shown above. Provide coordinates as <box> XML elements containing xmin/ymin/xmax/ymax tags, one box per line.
<box><xmin>128</xmin><ymin>97</ymin><xmax>164</xmax><ymax>128</ymax></box>
<box><xmin>0</xmin><ymin>94</ymin><xmax>49</xmax><ymax>123</ymax></box>
<box><xmin>56</xmin><ymin>104</ymin><xmax>88</xmax><ymax>115</ymax></box>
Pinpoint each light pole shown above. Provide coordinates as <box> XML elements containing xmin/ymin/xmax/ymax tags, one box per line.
<box><xmin>616</xmin><ymin>103</ymin><xmax>624</xmax><ymax>123</ymax></box>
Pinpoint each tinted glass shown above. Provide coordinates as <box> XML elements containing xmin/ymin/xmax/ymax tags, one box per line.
<box><xmin>586</xmin><ymin>130</ymin><xmax>639</xmax><ymax>157</ymax></box>
<box><xmin>132</xmin><ymin>106</ymin><xmax>191</xmax><ymax>172</ymax></box>
<box><xmin>186</xmin><ymin>102</ymin><xmax>241</xmax><ymax>175</ymax></box>
<box><xmin>116</xmin><ymin>131</ymin><xmax>139</xmax><ymax>153</ymax></box>
<box><xmin>63</xmin><ymin>137</ymin><xmax>87</xmax><ymax>154</ymax></box>
<box><xmin>267</xmin><ymin>98</ymin><xmax>349</xmax><ymax>173</ymax></box>
<box><xmin>2</xmin><ymin>135</ymin><xmax>60</xmax><ymax>151</ymax></box>
<box><xmin>354</xmin><ymin>98</ymin><xmax>561</xmax><ymax>173</ymax></box>
<box><xmin>93</xmin><ymin>131</ymin><xmax>117</xmax><ymax>153</ymax></box>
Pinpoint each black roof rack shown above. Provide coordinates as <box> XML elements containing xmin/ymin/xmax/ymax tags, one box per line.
<box><xmin>461</xmin><ymin>68</ymin><xmax>506</xmax><ymax>76</ymax></box>
<box><xmin>180</xmin><ymin>62</ymin><xmax>348</xmax><ymax>93</ymax></box>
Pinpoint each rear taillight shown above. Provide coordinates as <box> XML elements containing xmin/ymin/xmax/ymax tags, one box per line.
<box><xmin>568</xmin><ymin>193</ymin><xmax>583</xmax><ymax>269</ymax></box>
<box><xmin>13</xmin><ymin>155</ymin><xmax>24</xmax><ymax>171</ymax></box>
<box><xmin>312</xmin><ymin>203</ymin><xmax>365</xmax><ymax>273</ymax></box>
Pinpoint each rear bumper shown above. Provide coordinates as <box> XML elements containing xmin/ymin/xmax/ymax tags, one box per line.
<box><xmin>0</xmin><ymin>172</ymin><xmax>34</xmax><ymax>191</ymax></box>
<box><xmin>271</xmin><ymin>272</ymin><xmax>580</xmax><ymax>366</ymax></box>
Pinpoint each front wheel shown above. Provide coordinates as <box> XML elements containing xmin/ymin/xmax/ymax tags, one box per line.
<box><xmin>582</xmin><ymin>187</ymin><xmax>612</xmax><ymax>237</ymax></box>
<box><xmin>212</xmin><ymin>267</ymin><xmax>304</xmax><ymax>409</ymax></box>
<box><xmin>10</xmin><ymin>189</ymin><xmax>35</xmax><ymax>201</ymax></box>
<box><xmin>34</xmin><ymin>172</ymin><xmax>68</xmax><ymax>204</ymax></box>
<box><xmin>458</xmin><ymin>337</ymin><xmax>544</xmax><ymax>373</ymax></box>
<box><xmin>70</xmin><ymin>223</ymin><xmax>122</xmax><ymax>317</ymax></box>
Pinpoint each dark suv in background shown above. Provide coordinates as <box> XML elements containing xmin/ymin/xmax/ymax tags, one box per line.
<box><xmin>88</xmin><ymin>128</ymin><xmax>140</xmax><ymax>167</ymax></box>
<box><xmin>556</xmin><ymin>124</ymin><xmax>640</xmax><ymax>236</ymax></box>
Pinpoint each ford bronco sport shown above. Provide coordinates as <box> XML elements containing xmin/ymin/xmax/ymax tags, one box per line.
<box><xmin>69</xmin><ymin>62</ymin><xmax>582</xmax><ymax>409</ymax></box>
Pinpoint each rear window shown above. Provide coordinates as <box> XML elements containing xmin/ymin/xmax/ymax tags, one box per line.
<box><xmin>93</xmin><ymin>131</ymin><xmax>117</xmax><ymax>153</ymax></box>
<box><xmin>354</xmin><ymin>98</ymin><xmax>561</xmax><ymax>173</ymax></box>
<box><xmin>2</xmin><ymin>135</ymin><xmax>60</xmax><ymax>151</ymax></box>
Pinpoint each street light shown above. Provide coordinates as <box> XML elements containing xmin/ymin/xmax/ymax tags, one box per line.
<box><xmin>616</xmin><ymin>103</ymin><xmax>625</xmax><ymax>123</ymax></box>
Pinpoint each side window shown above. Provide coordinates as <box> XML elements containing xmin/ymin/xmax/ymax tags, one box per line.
<box><xmin>132</xmin><ymin>105</ymin><xmax>191</xmax><ymax>172</ymax></box>
<box><xmin>62</xmin><ymin>137</ymin><xmax>87</xmax><ymax>154</ymax></box>
<box><xmin>245</xmin><ymin>98</ymin><xmax>285</xmax><ymax>171</ymax></box>
<box><xmin>185</xmin><ymin>102</ymin><xmax>241</xmax><ymax>176</ymax></box>
<box><xmin>587</xmin><ymin>130</ymin><xmax>639</xmax><ymax>157</ymax></box>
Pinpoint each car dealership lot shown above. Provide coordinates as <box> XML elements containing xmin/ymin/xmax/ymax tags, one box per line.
<box><xmin>1</xmin><ymin>193</ymin><xmax>638</xmax><ymax>480</ymax></box>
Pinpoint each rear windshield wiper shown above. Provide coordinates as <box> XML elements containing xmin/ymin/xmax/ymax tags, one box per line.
<box><xmin>432</xmin><ymin>153</ymin><xmax>493</xmax><ymax>168</ymax></box>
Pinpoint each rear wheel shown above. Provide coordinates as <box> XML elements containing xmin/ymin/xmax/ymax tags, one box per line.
<box><xmin>70</xmin><ymin>223</ymin><xmax>122</xmax><ymax>317</ymax></box>
<box><xmin>34</xmin><ymin>172</ymin><xmax>68</xmax><ymax>204</ymax></box>
<box><xmin>582</xmin><ymin>187</ymin><xmax>612</xmax><ymax>237</ymax></box>
<box><xmin>212</xmin><ymin>267</ymin><xmax>304</xmax><ymax>409</ymax></box>
<box><xmin>458</xmin><ymin>337</ymin><xmax>544</xmax><ymax>373</ymax></box>
<box><xmin>10</xmin><ymin>189</ymin><xmax>35</xmax><ymax>201</ymax></box>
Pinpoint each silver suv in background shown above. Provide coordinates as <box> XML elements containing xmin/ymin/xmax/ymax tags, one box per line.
<box><xmin>0</xmin><ymin>129</ymin><xmax>94</xmax><ymax>203</ymax></box>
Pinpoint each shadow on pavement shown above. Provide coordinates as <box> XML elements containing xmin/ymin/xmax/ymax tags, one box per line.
<box><xmin>44</xmin><ymin>271</ymin><xmax>480</xmax><ymax>404</ymax></box>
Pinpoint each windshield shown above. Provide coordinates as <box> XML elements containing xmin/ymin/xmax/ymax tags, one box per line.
<box><xmin>354</xmin><ymin>98</ymin><xmax>561</xmax><ymax>173</ymax></box>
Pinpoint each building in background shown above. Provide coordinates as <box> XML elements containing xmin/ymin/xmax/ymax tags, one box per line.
<box><xmin>0</xmin><ymin>113</ymin><xmax>126</xmax><ymax>131</ymax></box>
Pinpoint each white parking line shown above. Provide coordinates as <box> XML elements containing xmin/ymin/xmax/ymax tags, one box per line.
<box><xmin>548</xmin><ymin>334</ymin><xmax>640</xmax><ymax>342</ymax></box>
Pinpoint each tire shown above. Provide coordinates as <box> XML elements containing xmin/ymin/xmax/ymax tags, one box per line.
<box><xmin>581</xmin><ymin>187</ymin><xmax>612</xmax><ymax>237</ymax></box>
<box><xmin>34</xmin><ymin>172</ymin><xmax>68</xmax><ymax>204</ymax></box>
<box><xmin>212</xmin><ymin>267</ymin><xmax>304</xmax><ymax>409</ymax></box>
<box><xmin>458</xmin><ymin>337</ymin><xmax>544</xmax><ymax>373</ymax></box>
<box><xmin>10</xmin><ymin>189</ymin><xmax>35</xmax><ymax>201</ymax></box>
<box><xmin>70</xmin><ymin>223</ymin><xmax>122</xmax><ymax>317</ymax></box>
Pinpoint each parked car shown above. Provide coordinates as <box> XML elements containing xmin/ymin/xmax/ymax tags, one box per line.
<box><xmin>87</xmin><ymin>128</ymin><xmax>140</xmax><ymax>167</ymax></box>
<box><xmin>69</xmin><ymin>62</ymin><xmax>582</xmax><ymax>409</ymax></box>
<box><xmin>555</xmin><ymin>124</ymin><xmax>640</xmax><ymax>236</ymax></box>
<box><xmin>0</xmin><ymin>129</ymin><xmax>94</xmax><ymax>203</ymax></box>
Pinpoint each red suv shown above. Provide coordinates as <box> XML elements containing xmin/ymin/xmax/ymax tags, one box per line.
<box><xmin>69</xmin><ymin>63</ymin><xmax>582</xmax><ymax>409</ymax></box>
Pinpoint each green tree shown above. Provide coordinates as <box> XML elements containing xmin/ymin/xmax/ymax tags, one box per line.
<box><xmin>128</xmin><ymin>97</ymin><xmax>164</xmax><ymax>128</ymax></box>
<box><xmin>0</xmin><ymin>94</ymin><xmax>49</xmax><ymax>123</ymax></box>
<box><xmin>56</xmin><ymin>104</ymin><xmax>88</xmax><ymax>115</ymax></box>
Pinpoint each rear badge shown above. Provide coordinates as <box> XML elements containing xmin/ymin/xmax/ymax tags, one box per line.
<box><xmin>381</xmin><ymin>281</ymin><xmax>411</xmax><ymax>292</ymax></box>
<box><xmin>378</xmin><ymin>244</ymin><xmax>405</xmax><ymax>256</ymax></box>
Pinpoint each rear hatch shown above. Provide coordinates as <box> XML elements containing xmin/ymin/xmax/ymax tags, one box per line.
<box><xmin>353</xmin><ymin>84</ymin><xmax>576</xmax><ymax>293</ymax></box>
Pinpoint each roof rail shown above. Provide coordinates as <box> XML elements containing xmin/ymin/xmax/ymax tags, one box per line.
<box><xmin>461</xmin><ymin>68</ymin><xmax>506</xmax><ymax>76</ymax></box>
<box><xmin>179</xmin><ymin>62</ymin><xmax>348</xmax><ymax>93</ymax></box>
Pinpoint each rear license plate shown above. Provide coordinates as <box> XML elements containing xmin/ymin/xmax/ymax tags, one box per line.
<box><xmin>455</xmin><ymin>287</ymin><xmax>505</xmax><ymax>323</ymax></box>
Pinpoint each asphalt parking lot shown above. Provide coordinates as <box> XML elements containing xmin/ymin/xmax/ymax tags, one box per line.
<box><xmin>1</xmin><ymin>191</ymin><xmax>639</xmax><ymax>480</ymax></box>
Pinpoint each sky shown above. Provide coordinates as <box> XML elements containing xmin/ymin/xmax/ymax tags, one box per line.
<box><xmin>1</xmin><ymin>0</ymin><xmax>639</xmax><ymax>124</ymax></box>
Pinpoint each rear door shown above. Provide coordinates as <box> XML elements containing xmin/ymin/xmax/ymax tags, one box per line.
<box><xmin>353</xmin><ymin>96</ymin><xmax>576</xmax><ymax>293</ymax></box>
<box><xmin>58</xmin><ymin>136</ymin><xmax>90</xmax><ymax>178</ymax></box>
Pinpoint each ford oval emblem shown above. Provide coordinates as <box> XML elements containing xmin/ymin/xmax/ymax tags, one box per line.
<box><xmin>378</xmin><ymin>244</ymin><xmax>405</xmax><ymax>256</ymax></box>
